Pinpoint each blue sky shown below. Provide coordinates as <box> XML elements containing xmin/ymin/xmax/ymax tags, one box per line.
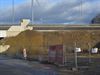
<box><xmin>0</xmin><ymin>0</ymin><xmax>27</xmax><ymax>8</ymax></box>
<box><xmin>0</xmin><ymin>0</ymin><xmax>100</xmax><ymax>25</ymax></box>
<box><xmin>0</xmin><ymin>0</ymin><xmax>25</xmax><ymax>5</ymax></box>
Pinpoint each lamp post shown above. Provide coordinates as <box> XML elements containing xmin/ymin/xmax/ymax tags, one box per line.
<box><xmin>88</xmin><ymin>32</ymin><xmax>95</xmax><ymax>63</ymax></box>
<box><xmin>88</xmin><ymin>43</ymin><xmax>91</xmax><ymax>63</ymax></box>
<box><xmin>31</xmin><ymin>0</ymin><xmax>34</xmax><ymax>24</ymax></box>
<box><xmin>62</xmin><ymin>32</ymin><xmax>66</xmax><ymax>65</ymax></box>
<box><xmin>91</xmin><ymin>33</ymin><xmax>95</xmax><ymax>46</ymax></box>
<box><xmin>12</xmin><ymin>0</ymin><xmax>15</xmax><ymax>24</ymax></box>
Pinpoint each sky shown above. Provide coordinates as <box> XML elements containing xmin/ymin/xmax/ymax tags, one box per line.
<box><xmin>0</xmin><ymin>0</ymin><xmax>100</xmax><ymax>25</ymax></box>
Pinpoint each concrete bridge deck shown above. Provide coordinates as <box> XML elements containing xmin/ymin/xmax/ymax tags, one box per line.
<box><xmin>0</xmin><ymin>25</ymin><xmax>100</xmax><ymax>30</ymax></box>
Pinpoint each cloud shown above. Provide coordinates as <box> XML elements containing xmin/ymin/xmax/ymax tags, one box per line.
<box><xmin>0</xmin><ymin>0</ymin><xmax>100</xmax><ymax>24</ymax></box>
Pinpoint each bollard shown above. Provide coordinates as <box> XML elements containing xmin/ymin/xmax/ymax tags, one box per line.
<box><xmin>23</xmin><ymin>48</ymin><xmax>27</xmax><ymax>60</ymax></box>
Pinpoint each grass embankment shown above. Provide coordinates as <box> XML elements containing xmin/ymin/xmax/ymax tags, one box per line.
<box><xmin>1</xmin><ymin>30</ymin><xmax>63</xmax><ymax>59</ymax></box>
<box><xmin>3</xmin><ymin>30</ymin><xmax>43</xmax><ymax>59</ymax></box>
<box><xmin>0</xmin><ymin>30</ymin><xmax>100</xmax><ymax>59</ymax></box>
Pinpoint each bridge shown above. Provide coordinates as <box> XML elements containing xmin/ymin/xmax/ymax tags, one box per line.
<box><xmin>1</xmin><ymin>24</ymin><xmax>100</xmax><ymax>31</ymax></box>
<box><xmin>32</xmin><ymin>25</ymin><xmax>100</xmax><ymax>30</ymax></box>
<box><xmin>0</xmin><ymin>20</ymin><xmax>100</xmax><ymax>38</ymax></box>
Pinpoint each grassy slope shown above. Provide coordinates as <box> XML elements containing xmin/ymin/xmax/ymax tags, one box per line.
<box><xmin>1</xmin><ymin>30</ymin><xmax>100</xmax><ymax>58</ymax></box>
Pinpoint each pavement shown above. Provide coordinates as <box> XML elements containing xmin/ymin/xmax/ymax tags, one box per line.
<box><xmin>0</xmin><ymin>55</ymin><xmax>100</xmax><ymax>75</ymax></box>
<box><xmin>0</xmin><ymin>56</ymin><xmax>57</xmax><ymax>75</ymax></box>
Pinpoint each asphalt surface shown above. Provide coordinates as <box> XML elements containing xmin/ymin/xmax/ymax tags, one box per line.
<box><xmin>0</xmin><ymin>56</ymin><xmax>57</xmax><ymax>75</ymax></box>
<box><xmin>0</xmin><ymin>55</ymin><xmax>100</xmax><ymax>75</ymax></box>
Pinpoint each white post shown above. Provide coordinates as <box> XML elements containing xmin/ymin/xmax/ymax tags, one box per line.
<box><xmin>23</xmin><ymin>48</ymin><xmax>27</xmax><ymax>60</ymax></box>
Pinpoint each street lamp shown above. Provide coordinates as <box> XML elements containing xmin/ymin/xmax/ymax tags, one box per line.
<box><xmin>31</xmin><ymin>0</ymin><xmax>34</xmax><ymax>24</ymax></box>
<box><xmin>88</xmin><ymin>32</ymin><xmax>95</xmax><ymax>63</ymax></box>
<box><xmin>12</xmin><ymin>0</ymin><xmax>15</xmax><ymax>24</ymax></box>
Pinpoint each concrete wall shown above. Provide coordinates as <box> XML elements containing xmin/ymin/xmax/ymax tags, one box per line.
<box><xmin>0</xmin><ymin>30</ymin><xmax>7</xmax><ymax>37</ymax></box>
<box><xmin>0</xmin><ymin>45</ymin><xmax>10</xmax><ymax>53</ymax></box>
<box><xmin>6</xmin><ymin>31</ymin><xmax>22</xmax><ymax>37</ymax></box>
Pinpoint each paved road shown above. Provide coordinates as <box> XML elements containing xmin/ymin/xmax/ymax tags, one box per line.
<box><xmin>0</xmin><ymin>56</ymin><xmax>57</xmax><ymax>75</ymax></box>
<box><xmin>0</xmin><ymin>56</ymin><xmax>100</xmax><ymax>75</ymax></box>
